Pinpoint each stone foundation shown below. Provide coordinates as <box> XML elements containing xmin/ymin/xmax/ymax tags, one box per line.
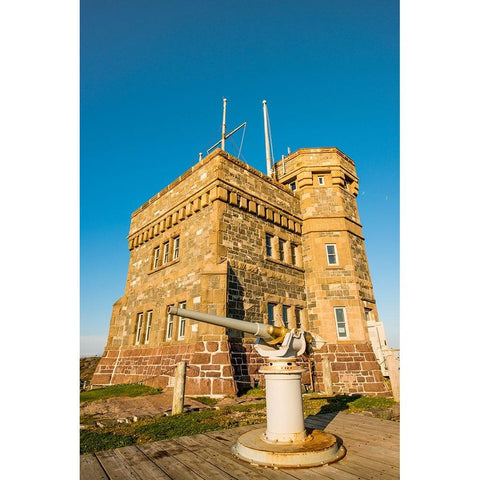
<box><xmin>91</xmin><ymin>340</ymin><xmax>238</xmax><ymax>396</ymax></box>
<box><xmin>92</xmin><ymin>339</ymin><xmax>390</xmax><ymax>397</ymax></box>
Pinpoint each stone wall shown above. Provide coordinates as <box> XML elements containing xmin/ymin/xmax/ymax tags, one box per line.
<box><xmin>91</xmin><ymin>340</ymin><xmax>237</xmax><ymax>396</ymax></box>
<box><xmin>228</xmin><ymin>340</ymin><xmax>390</xmax><ymax>396</ymax></box>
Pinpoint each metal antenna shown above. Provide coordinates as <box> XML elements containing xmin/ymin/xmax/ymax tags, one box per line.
<box><xmin>263</xmin><ymin>100</ymin><xmax>273</xmax><ymax>176</ymax></box>
<box><xmin>221</xmin><ymin>98</ymin><xmax>227</xmax><ymax>150</ymax></box>
<box><xmin>207</xmin><ymin>98</ymin><xmax>246</xmax><ymax>155</ymax></box>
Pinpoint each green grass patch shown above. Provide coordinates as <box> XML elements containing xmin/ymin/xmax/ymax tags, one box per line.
<box><xmin>80</xmin><ymin>402</ymin><xmax>266</xmax><ymax>454</ymax></box>
<box><xmin>80</xmin><ymin>394</ymin><xmax>396</xmax><ymax>454</ymax></box>
<box><xmin>192</xmin><ymin>396</ymin><xmax>218</xmax><ymax>407</ymax></box>
<box><xmin>303</xmin><ymin>394</ymin><xmax>396</xmax><ymax>416</ymax></box>
<box><xmin>80</xmin><ymin>430</ymin><xmax>135</xmax><ymax>454</ymax></box>
<box><xmin>80</xmin><ymin>384</ymin><xmax>162</xmax><ymax>403</ymax></box>
<box><xmin>348</xmin><ymin>395</ymin><xmax>396</xmax><ymax>411</ymax></box>
<box><xmin>243</xmin><ymin>386</ymin><xmax>266</xmax><ymax>397</ymax></box>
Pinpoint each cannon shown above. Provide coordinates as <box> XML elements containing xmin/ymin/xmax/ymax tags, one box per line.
<box><xmin>168</xmin><ymin>306</ymin><xmax>346</xmax><ymax>468</ymax></box>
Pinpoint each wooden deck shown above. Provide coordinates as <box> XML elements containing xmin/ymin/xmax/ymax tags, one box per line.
<box><xmin>80</xmin><ymin>411</ymin><xmax>399</xmax><ymax>479</ymax></box>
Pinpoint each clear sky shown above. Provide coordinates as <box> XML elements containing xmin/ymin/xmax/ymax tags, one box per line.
<box><xmin>80</xmin><ymin>0</ymin><xmax>399</xmax><ymax>356</ymax></box>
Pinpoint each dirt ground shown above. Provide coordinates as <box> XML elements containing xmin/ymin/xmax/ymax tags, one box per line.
<box><xmin>80</xmin><ymin>389</ymin><xmax>261</xmax><ymax>421</ymax></box>
<box><xmin>79</xmin><ymin>357</ymin><xmax>261</xmax><ymax>421</ymax></box>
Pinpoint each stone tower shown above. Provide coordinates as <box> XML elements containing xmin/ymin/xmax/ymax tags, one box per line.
<box><xmin>272</xmin><ymin>148</ymin><xmax>379</xmax><ymax>343</ymax></box>
<box><xmin>91</xmin><ymin>148</ymin><xmax>391</xmax><ymax>397</ymax></box>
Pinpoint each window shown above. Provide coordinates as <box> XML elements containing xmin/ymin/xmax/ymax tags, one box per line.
<box><xmin>145</xmin><ymin>310</ymin><xmax>153</xmax><ymax>344</ymax></box>
<box><xmin>135</xmin><ymin>313</ymin><xmax>143</xmax><ymax>345</ymax></box>
<box><xmin>172</xmin><ymin>236</ymin><xmax>180</xmax><ymax>260</ymax></box>
<box><xmin>290</xmin><ymin>243</ymin><xmax>298</xmax><ymax>265</ymax></box>
<box><xmin>334</xmin><ymin>307</ymin><xmax>349</xmax><ymax>339</ymax></box>
<box><xmin>326</xmin><ymin>244</ymin><xmax>338</xmax><ymax>265</ymax></box>
<box><xmin>294</xmin><ymin>307</ymin><xmax>303</xmax><ymax>329</ymax></box>
<box><xmin>282</xmin><ymin>305</ymin><xmax>289</xmax><ymax>328</ymax></box>
<box><xmin>289</xmin><ymin>181</ymin><xmax>297</xmax><ymax>191</ymax></box>
<box><xmin>166</xmin><ymin>306</ymin><xmax>174</xmax><ymax>340</ymax></box>
<box><xmin>267</xmin><ymin>303</ymin><xmax>276</xmax><ymax>326</ymax></box>
<box><xmin>318</xmin><ymin>176</ymin><xmax>325</xmax><ymax>186</ymax></box>
<box><xmin>364</xmin><ymin>309</ymin><xmax>372</xmax><ymax>321</ymax></box>
<box><xmin>162</xmin><ymin>241</ymin><xmax>170</xmax><ymax>264</ymax></box>
<box><xmin>278</xmin><ymin>239</ymin><xmax>286</xmax><ymax>262</ymax></box>
<box><xmin>178</xmin><ymin>301</ymin><xmax>187</xmax><ymax>339</ymax></box>
<box><xmin>266</xmin><ymin>234</ymin><xmax>273</xmax><ymax>257</ymax></box>
<box><xmin>153</xmin><ymin>246</ymin><xmax>160</xmax><ymax>269</ymax></box>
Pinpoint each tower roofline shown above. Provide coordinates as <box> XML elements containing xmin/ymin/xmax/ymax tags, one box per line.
<box><xmin>273</xmin><ymin>147</ymin><xmax>355</xmax><ymax>169</ymax></box>
<box><xmin>132</xmin><ymin>148</ymin><xmax>297</xmax><ymax>218</ymax></box>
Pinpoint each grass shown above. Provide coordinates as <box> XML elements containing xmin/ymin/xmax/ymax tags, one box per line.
<box><xmin>80</xmin><ymin>384</ymin><xmax>162</xmax><ymax>403</ymax></box>
<box><xmin>80</xmin><ymin>393</ymin><xmax>396</xmax><ymax>454</ymax></box>
<box><xmin>80</xmin><ymin>402</ymin><xmax>266</xmax><ymax>454</ymax></box>
<box><xmin>303</xmin><ymin>394</ymin><xmax>396</xmax><ymax>416</ymax></box>
<box><xmin>192</xmin><ymin>396</ymin><xmax>218</xmax><ymax>407</ymax></box>
<box><xmin>243</xmin><ymin>386</ymin><xmax>266</xmax><ymax>397</ymax></box>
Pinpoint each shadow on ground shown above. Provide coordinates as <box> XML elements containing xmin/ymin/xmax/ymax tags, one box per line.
<box><xmin>304</xmin><ymin>394</ymin><xmax>361</xmax><ymax>429</ymax></box>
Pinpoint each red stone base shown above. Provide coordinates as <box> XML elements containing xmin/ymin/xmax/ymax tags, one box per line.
<box><xmin>229</xmin><ymin>340</ymin><xmax>391</xmax><ymax>397</ymax></box>
<box><xmin>90</xmin><ymin>340</ymin><xmax>238</xmax><ymax>396</ymax></box>
<box><xmin>91</xmin><ymin>340</ymin><xmax>391</xmax><ymax>397</ymax></box>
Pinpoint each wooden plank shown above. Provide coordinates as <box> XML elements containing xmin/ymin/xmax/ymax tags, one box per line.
<box><xmin>305</xmin><ymin>418</ymin><xmax>399</xmax><ymax>448</ymax></box>
<box><xmin>95</xmin><ymin>449</ymin><xmax>144</xmax><ymax>480</ymax></box>
<box><xmin>340</xmin><ymin>436</ymin><xmax>400</xmax><ymax>458</ymax></box>
<box><xmin>328</xmin><ymin>454</ymin><xmax>399</xmax><ymax>480</ymax></box>
<box><xmin>115</xmin><ymin>445</ymin><xmax>172</xmax><ymax>479</ymax></box>
<box><xmin>327</xmin><ymin>426</ymin><xmax>398</xmax><ymax>450</ymax></box>
<box><xmin>204</xmin><ymin>425</ymin><xmax>260</xmax><ymax>445</ymax></box>
<box><xmin>80</xmin><ymin>454</ymin><xmax>109</xmax><ymax>480</ymax></box>
<box><xmin>158</xmin><ymin>438</ymin><xmax>237</xmax><ymax>480</ymax></box>
<box><xmin>328</xmin><ymin>414</ymin><xmax>399</xmax><ymax>433</ymax></box>
<box><xmin>138</xmin><ymin>441</ymin><xmax>205</xmax><ymax>480</ymax></box>
<box><xmin>323</xmin><ymin>428</ymin><xmax>400</xmax><ymax>459</ymax></box>
<box><xmin>175</xmin><ymin>433</ymin><xmax>297</xmax><ymax>480</ymax></box>
<box><xmin>306</xmin><ymin>412</ymin><xmax>399</xmax><ymax>435</ymax></box>
<box><xmin>285</xmin><ymin>464</ymin><xmax>363</xmax><ymax>480</ymax></box>
<box><xmin>206</xmin><ymin>423</ymin><xmax>264</xmax><ymax>442</ymax></box>
<box><xmin>307</xmin><ymin>414</ymin><xmax>399</xmax><ymax>438</ymax></box>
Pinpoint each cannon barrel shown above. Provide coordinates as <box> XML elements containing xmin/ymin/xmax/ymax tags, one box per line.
<box><xmin>167</xmin><ymin>306</ymin><xmax>289</xmax><ymax>342</ymax></box>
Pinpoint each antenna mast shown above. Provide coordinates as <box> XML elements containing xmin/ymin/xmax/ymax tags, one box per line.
<box><xmin>207</xmin><ymin>98</ymin><xmax>246</xmax><ymax>155</ymax></box>
<box><xmin>221</xmin><ymin>98</ymin><xmax>227</xmax><ymax>150</ymax></box>
<box><xmin>263</xmin><ymin>100</ymin><xmax>273</xmax><ymax>176</ymax></box>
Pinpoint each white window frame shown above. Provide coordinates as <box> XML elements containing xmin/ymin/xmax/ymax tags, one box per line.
<box><xmin>325</xmin><ymin>243</ymin><xmax>339</xmax><ymax>265</ymax></box>
<box><xmin>172</xmin><ymin>236</ymin><xmax>180</xmax><ymax>260</ymax></box>
<box><xmin>135</xmin><ymin>312</ymin><xmax>143</xmax><ymax>345</ymax></box>
<box><xmin>334</xmin><ymin>307</ymin><xmax>350</xmax><ymax>339</ymax></box>
<box><xmin>144</xmin><ymin>310</ymin><xmax>153</xmax><ymax>344</ymax></box>
<box><xmin>153</xmin><ymin>246</ymin><xmax>160</xmax><ymax>269</ymax></box>
<box><xmin>166</xmin><ymin>307</ymin><xmax>174</xmax><ymax>340</ymax></box>
<box><xmin>177</xmin><ymin>301</ymin><xmax>187</xmax><ymax>340</ymax></box>
<box><xmin>318</xmin><ymin>176</ymin><xmax>325</xmax><ymax>186</ymax></box>
<box><xmin>162</xmin><ymin>241</ymin><xmax>170</xmax><ymax>264</ymax></box>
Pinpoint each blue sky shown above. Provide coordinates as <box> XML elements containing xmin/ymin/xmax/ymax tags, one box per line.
<box><xmin>5</xmin><ymin>1</ymin><xmax>480</xmax><ymax>475</ymax></box>
<box><xmin>80</xmin><ymin>0</ymin><xmax>399</xmax><ymax>355</ymax></box>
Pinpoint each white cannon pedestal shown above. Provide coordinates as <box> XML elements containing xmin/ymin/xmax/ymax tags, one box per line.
<box><xmin>232</xmin><ymin>357</ymin><xmax>345</xmax><ymax>468</ymax></box>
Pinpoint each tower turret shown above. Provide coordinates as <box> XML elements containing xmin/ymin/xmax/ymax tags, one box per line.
<box><xmin>273</xmin><ymin>148</ymin><xmax>378</xmax><ymax>345</ymax></box>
